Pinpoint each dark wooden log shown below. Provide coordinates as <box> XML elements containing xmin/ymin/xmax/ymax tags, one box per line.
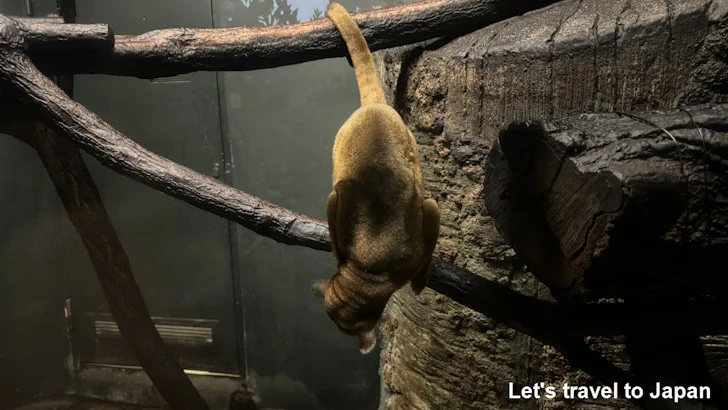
<box><xmin>0</xmin><ymin>120</ymin><xmax>210</xmax><ymax>410</ymax></box>
<box><xmin>0</xmin><ymin>14</ymin><xmax>112</xmax><ymax>51</ymax></box>
<box><xmin>430</xmin><ymin>259</ymin><xmax>728</xmax><ymax>338</ymax></box>
<box><xmin>22</xmin><ymin>0</ymin><xmax>560</xmax><ymax>78</ymax></box>
<box><xmin>0</xmin><ymin>50</ymin><xmax>331</xmax><ymax>251</ymax></box>
<box><xmin>484</xmin><ymin>104</ymin><xmax>728</xmax><ymax>300</ymax></box>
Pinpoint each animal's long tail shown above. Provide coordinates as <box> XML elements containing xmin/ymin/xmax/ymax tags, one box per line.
<box><xmin>327</xmin><ymin>3</ymin><xmax>386</xmax><ymax>106</ymax></box>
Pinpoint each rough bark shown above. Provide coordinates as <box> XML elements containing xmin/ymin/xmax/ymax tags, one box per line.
<box><xmin>12</xmin><ymin>16</ymin><xmax>65</xmax><ymax>25</ymax></box>
<box><xmin>428</xmin><ymin>258</ymin><xmax>728</xmax><ymax>338</ymax></box>
<box><xmin>21</xmin><ymin>0</ymin><xmax>561</xmax><ymax>79</ymax></box>
<box><xmin>377</xmin><ymin>0</ymin><xmax>728</xmax><ymax>408</ymax></box>
<box><xmin>484</xmin><ymin>105</ymin><xmax>728</xmax><ymax>300</ymax></box>
<box><xmin>0</xmin><ymin>14</ymin><xmax>112</xmax><ymax>51</ymax></box>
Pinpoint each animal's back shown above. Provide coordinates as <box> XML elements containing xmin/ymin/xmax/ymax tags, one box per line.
<box><xmin>332</xmin><ymin>104</ymin><xmax>425</xmax><ymax>272</ymax></box>
<box><xmin>332</xmin><ymin>104</ymin><xmax>422</xmax><ymax>185</ymax></box>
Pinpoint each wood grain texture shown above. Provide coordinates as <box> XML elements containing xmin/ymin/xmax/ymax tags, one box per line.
<box><xmin>0</xmin><ymin>14</ymin><xmax>112</xmax><ymax>51</ymax></box>
<box><xmin>485</xmin><ymin>105</ymin><xmax>728</xmax><ymax>301</ymax></box>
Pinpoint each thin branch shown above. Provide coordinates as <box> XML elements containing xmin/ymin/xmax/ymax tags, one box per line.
<box><xmin>429</xmin><ymin>259</ymin><xmax>728</xmax><ymax>340</ymax></box>
<box><xmin>21</xmin><ymin>0</ymin><xmax>559</xmax><ymax>78</ymax></box>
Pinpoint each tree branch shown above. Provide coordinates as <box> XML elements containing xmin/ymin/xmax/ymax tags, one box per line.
<box><xmin>554</xmin><ymin>339</ymin><xmax>643</xmax><ymax>407</ymax></box>
<box><xmin>429</xmin><ymin>259</ymin><xmax>728</xmax><ymax>340</ymax></box>
<box><xmin>1</xmin><ymin>120</ymin><xmax>209</xmax><ymax>410</ymax></box>
<box><xmin>19</xmin><ymin>0</ymin><xmax>560</xmax><ymax>78</ymax></box>
<box><xmin>0</xmin><ymin>4</ymin><xmax>208</xmax><ymax>407</ymax></box>
<box><xmin>0</xmin><ymin>14</ymin><xmax>112</xmax><ymax>51</ymax></box>
<box><xmin>12</xmin><ymin>16</ymin><xmax>65</xmax><ymax>25</ymax></box>
<box><xmin>0</xmin><ymin>50</ymin><xmax>331</xmax><ymax>251</ymax></box>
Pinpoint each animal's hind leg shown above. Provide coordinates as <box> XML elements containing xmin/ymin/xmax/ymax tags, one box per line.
<box><xmin>410</xmin><ymin>198</ymin><xmax>441</xmax><ymax>295</ymax></box>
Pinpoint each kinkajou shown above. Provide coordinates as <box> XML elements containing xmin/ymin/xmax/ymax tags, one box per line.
<box><xmin>312</xmin><ymin>2</ymin><xmax>441</xmax><ymax>354</ymax></box>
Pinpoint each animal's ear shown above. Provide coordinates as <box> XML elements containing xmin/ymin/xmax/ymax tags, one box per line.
<box><xmin>312</xmin><ymin>279</ymin><xmax>329</xmax><ymax>298</ymax></box>
<box><xmin>359</xmin><ymin>328</ymin><xmax>377</xmax><ymax>354</ymax></box>
<box><xmin>326</xmin><ymin>191</ymin><xmax>342</xmax><ymax>260</ymax></box>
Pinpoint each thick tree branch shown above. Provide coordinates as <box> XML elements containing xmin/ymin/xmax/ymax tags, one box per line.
<box><xmin>429</xmin><ymin>259</ymin><xmax>728</xmax><ymax>340</ymax></box>
<box><xmin>0</xmin><ymin>4</ymin><xmax>208</xmax><ymax>407</ymax></box>
<box><xmin>0</xmin><ymin>14</ymin><xmax>112</xmax><ymax>51</ymax></box>
<box><xmin>555</xmin><ymin>339</ymin><xmax>643</xmax><ymax>407</ymax></box>
<box><xmin>20</xmin><ymin>0</ymin><xmax>559</xmax><ymax>78</ymax></box>
<box><xmin>13</xmin><ymin>16</ymin><xmax>65</xmax><ymax>25</ymax></box>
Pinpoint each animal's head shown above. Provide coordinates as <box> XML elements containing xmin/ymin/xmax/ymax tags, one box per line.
<box><xmin>312</xmin><ymin>272</ymin><xmax>381</xmax><ymax>354</ymax></box>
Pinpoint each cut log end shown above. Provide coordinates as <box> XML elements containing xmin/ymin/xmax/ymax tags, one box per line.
<box><xmin>484</xmin><ymin>122</ymin><xmax>624</xmax><ymax>298</ymax></box>
<box><xmin>484</xmin><ymin>106</ymin><xmax>728</xmax><ymax>300</ymax></box>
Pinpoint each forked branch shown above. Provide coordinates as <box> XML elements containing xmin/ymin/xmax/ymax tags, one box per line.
<box><xmin>0</xmin><ymin>50</ymin><xmax>332</xmax><ymax>251</ymax></box>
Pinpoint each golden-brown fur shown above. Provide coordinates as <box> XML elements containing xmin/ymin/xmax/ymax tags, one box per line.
<box><xmin>313</xmin><ymin>3</ymin><xmax>441</xmax><ymax>354</ymax></box>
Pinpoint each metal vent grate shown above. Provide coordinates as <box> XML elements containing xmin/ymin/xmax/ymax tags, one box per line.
<box><xmin>92</xmin><ymin>314</ymin><xmax>215</xmax><ymax>348</ymax></box>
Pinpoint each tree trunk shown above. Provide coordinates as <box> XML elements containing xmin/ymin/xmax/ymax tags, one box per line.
<box><xmin>376</xmin><ymin>0</ymin><xmax>728</xmax><ymax>408</ymax></box>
